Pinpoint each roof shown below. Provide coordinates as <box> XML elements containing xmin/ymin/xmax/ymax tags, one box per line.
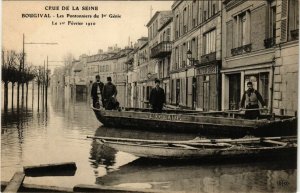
<box><xmin>146</xmin><ymin>11</ymin><xmax>172</xmax><ymax>27</ymax></box>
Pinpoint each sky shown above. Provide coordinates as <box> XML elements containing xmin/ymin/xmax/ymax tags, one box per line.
<box><xmin>2</xmin><ymin>1</ymin><xmax>173</xmax><ymax>71</ymax></box>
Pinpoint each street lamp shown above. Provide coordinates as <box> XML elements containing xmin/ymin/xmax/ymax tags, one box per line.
<box><xmin>186</xmin><ymin>49</ymin><xmax>200</xmax><ymax>65</ymax></box>
<box><xmin>186</xmin><ymin>49</ymin><xmax>198</xmax><ymax>110</ymax></box>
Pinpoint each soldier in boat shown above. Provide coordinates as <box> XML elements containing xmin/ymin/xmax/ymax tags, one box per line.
<box><xmin>91</xmin><ymin>75</ymin><xmax>104</xmax><ymax>108</ymax></box>
<box><xmin>103</xmin><ymin>77</ymin><xmax>118</xmax><ymax>110</ymax></box>
<box><xmin>149</xmin><ymin>79</ymin><xmax>166</xmax><ymax>113</ymax></box>
<box><xmin>240</xmin><ymin>81</ymin><xmax>266</xmax><ymax>119</ymax></box>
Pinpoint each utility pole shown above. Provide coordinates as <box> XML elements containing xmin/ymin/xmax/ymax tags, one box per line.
<box><xmin>21</xmin><ymin>34</ymin><xmax>58</xmax><ymax>110</ymax></box>
<box><xmin>42</xmin><ymin>60</ymin><xmax>45</xmax><ymax>108</ymax></box>
<box><xmin>45</xmin><ymin>56</ymin><xmax>48</xmax><ymax>109</ymax></box>
<box><xmin>21</xmin><ymin>34</ymin><xmax>25</xmax><ymax>107</ymax></box>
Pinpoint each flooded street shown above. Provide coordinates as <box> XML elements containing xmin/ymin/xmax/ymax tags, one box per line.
<box><xmin>1</xmin><ymin>86</ymin><xmax>297</xmax><ymax>193</ymax></box>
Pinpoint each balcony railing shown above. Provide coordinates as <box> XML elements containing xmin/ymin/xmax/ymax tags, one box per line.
<box><xmin>201</xmin><ymin>52</ymin><xmax>216</xmax><ymax>64</ymax></box>
<box><xmin>290</xmin><ymin>29</ymin><xmax>299</xmax><ymax>40</ymax></box>
<box><xmin>150</xmin><ymin>41</ymin><xmax>172</xmax><ymax>58</ymax></box>
<box><xmin>231</xmin><ymin>44</ymin><xmax>252</xmax><ymax>56</ymax></box>
<box><xmin>264</xmin><ymin>37</ymin><xmax>275</xmax><ymax>48</ymax></box>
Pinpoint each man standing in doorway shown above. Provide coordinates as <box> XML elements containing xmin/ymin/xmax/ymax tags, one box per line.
<box><xmin>240</xmin><ymin>81</ymin><xmax>267</xmax><ymax>119</ymax></box>
<box><xmin>150</xmin><ymin>79</ymin><xmax>166</xmax><ymax>113</ymax></box>
<box><xmin>91</xmin><ymin>75</ymin><xmax>104</xmax><ymax>108</ymax></box>
<box><xmin>102</xmin><ymin>77</ymin><xmax>118</xmax><ymax>110</ymax></box>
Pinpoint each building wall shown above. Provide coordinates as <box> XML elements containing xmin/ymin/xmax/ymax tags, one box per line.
<box><xmin>221</xmin><ymin>0</ymin><xmax>276</xmax><ymax>111</ymax></box>
<box><xmin>273</xmin><ymin>43</ymin><xmax>298</xmax><ymax>115</ymax></box>
<box><xmin>272</xmin><ymin>0</ymin><xmax>299</xmax><ymax>115</ymax></box>
<box><xmin>171</xmin><ymin>0</ymin><xmax>222</xmax><ymax>110</ymax></box>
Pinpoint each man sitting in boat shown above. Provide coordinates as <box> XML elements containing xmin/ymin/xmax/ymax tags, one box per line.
<box><xmin>239</xmin><ymin>81</ymin><xmax>266</xmax><ymax>119</ymax></box>
<box><xmin>103</xmin><ymin>77</ymin><xmax>118</xmax><ymax>110</ymax></box>
<box><xmin>91</xmin><ymin>75</ymin><xmax>104</xmax><ymax>108</ymax></box>
<box><xmin>149</xmin><ymin>79</ymin><xmax>166</xmax><ymax>113</ymax></box>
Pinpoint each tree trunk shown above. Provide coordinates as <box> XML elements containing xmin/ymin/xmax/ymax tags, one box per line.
<box><xmin>17</xmin><ymin>82</ymin><xmax>20</xmax><ymax>109</ymax></box>
<box><xmin>11</xmin><ymin>82</ymin><xmax>15</xmax><ymax>109</ymax></box>
<box><xmin>21</xmin><ymin>79</ymin><xmax>24</xmax><ymax>107</ymax></box>
<box><xmin>42</xmin><ymin>80</ymin><xmax>44</xmax><ymax>107</ymax></box>
<box><xmin>45</xmin><ymin>81</ymin><xmax>48</xmax><ymax>109</ymax></box>
<box><xmin>22</xmin><ymin>79</ymin><xmax>24</xmax><ymax>106</ymax></box>
<box><xmin>26</xmin><ymin>82</ymin><xmax>29</xmax><ymax>109</ymax></box>
<box><xmin>38</xmin><ymin>82</ymin><xmax>40</xmax><ymax>111</ymax></box>
<box><xmin>4</xmin><ymin>82</ymin><xmax>8</xmax><ymax>109</ymax></box>
<box><xmin>32</xmin><ymin>81</ymin><xmax>34</xmax><ymax>108</ymax></box>
<box><xmin>4</xmin><ymin>82</ymin><xmax>8</xmax><ymax>111</ymax></box>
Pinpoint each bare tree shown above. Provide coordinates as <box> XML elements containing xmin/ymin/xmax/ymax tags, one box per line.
<box><xmin>15</xmin><ymin>52</ymin><xmax>24</xmax><ymax>108</ymax></box>
<box><xmin>2</xmin><ymin>49</ymin><xmax>17</xmax><ymax>110</ymax></box>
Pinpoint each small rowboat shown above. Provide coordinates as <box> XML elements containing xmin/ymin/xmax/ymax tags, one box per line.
<box><xmin>87</xmin><ymin>136</ymin><xmax>297</xmax><ymax>160</ymax></box>
<box><xmin>92</xmin><ymin>107</ymin><xmax>297</xmax><ymax>137</ymax></box>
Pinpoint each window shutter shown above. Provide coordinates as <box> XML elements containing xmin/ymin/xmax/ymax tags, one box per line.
<box><xmin>226</xmin><ymin>20</ymin><xmax>233</xmax><ymax>56</ymax></box>
<box><xmin>251</xmin><ymin>6</ymin><xmax>267</xmax><ymax>50</ymax></box>
<box><xmin>280</xmin><ymin>0</ymin><xmax>288</xmax><ymax>42</ymax></box>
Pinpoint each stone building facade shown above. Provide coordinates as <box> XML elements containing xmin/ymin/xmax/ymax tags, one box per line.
<box><xmin>53</xmin><ymin>0</ymin><xmax>298</xmax><ymax>115</ymax></box>
<box><xmin>221</xmin><ymin>0</ymin><xmax>298</xmax><ymax>116</ymax></box>
<box><xmin>171</xmin><ymin>1</ymin><xmax>222</xmax><ymax>111</ymax></box>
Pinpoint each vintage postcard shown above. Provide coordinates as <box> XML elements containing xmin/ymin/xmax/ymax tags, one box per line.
<box><xmin>2</xmin><ymin>0</ymin><xmax>298</xmax><ymax>193</ymax></box>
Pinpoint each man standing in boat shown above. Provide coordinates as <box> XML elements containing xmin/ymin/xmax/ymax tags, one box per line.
<box><xmin>150</xmin><ymin>79</ymin><xmax>166</xmax><ymax>113</ymax></box>
<box><xmin>91</xmin><ymin>75</ymin><xmax>104</xmax><ymax>108</ymax></box>
<box><xmin>102</xmin><ymin>77</ymin><xmax>118</xmax><ymax>110</ymax></box>
<box><xmin>240</xmin><ymin>81</ymin><xmax>266</xmax><ymax>119</ymax></box>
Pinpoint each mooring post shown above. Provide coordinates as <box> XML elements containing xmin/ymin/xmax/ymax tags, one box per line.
<box><xmin>3</xmin><ymin>172</ymin><xmax>25</xmax><ymax>193</ymax></box>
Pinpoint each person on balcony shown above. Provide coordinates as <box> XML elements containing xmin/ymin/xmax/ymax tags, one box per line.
<box><xmin>240</xmin><ymin>81</ymin><xmax>266</xmax><ymax>119</ymax></box>
<box><xmin>91</xmin><ymin>75</ymin><xmax>104</xmax><ymax>108</ymax></box>
<box><xmin>150</xmin><ymin>79</ymin><xmax>166</xmax><ymax>113</ymax></box>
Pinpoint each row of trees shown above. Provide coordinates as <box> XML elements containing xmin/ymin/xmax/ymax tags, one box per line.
<box><xmin>2</xmin><ymin>49</ymin><xmax>47</xmax><ymax>111</ymax></box>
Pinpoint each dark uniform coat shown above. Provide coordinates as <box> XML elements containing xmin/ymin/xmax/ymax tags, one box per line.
<box><xmin>149</xmin><ymin>87</ymin><xmax>165</xmax><ymax>113</ymax></box>
<box><xmin>91</xmin><ymin>81</ymin><xmax>104</xmax><ymax>108</ymax></box>
<box><xmin>102</xmin><ymin>82</ymin><xmax>118</xmax><ymax>110</ymax></box>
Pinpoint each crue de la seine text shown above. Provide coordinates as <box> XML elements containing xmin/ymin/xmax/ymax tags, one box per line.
<box><xmin>21</xmin><ymin>5</ymin><xmax>121</xmax><ymax>26</ymax></box>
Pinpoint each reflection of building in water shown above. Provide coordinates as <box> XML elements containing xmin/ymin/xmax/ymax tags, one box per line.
<box><xmin>96</xmin><ymin>159</ymin><xmax>296</xmax><ymax>193</ymax></box>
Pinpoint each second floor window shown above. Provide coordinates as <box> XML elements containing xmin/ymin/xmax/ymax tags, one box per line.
<box><xmin>176</xmin><ymin>15</ymin><xmax>179</xmax><ymax>38</ymax></box>
<box><xmin>234</xmin><ymin>11</ymin><xmax>250</xmax><ymax>47</ymax></box>
<box><xmin>240</xmin><ymin>13</ymin><xmax>247</xmax><ymax>46</ymax></box>
<box><xmin>269</xmin><ymin>1</ymin><xmax>276</xmax><ymax>39</ymax></box>
<box><xmin>183</xmin><ymin>8</ymin><xmax>187</xmax><ymax>33</ymax></box>
<box><xmin>203</xmin><ymin>29</ymin><xmax>216</xmax><ymax>54</ymax></box>
<box><xmin>288</xmin><ymin>0</ymin><xmax>299</xmax><ymax>41</ymax></box>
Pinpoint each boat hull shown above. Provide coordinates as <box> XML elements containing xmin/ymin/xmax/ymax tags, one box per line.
<box><xmin>92</xmin><ymin>108</ymin><xmax>297</xmax><ymax>137</ymax></box>
<box><xmin>97</xmin><ymin>139</ymin><xmax>297</xmax><ymax>160</ymax></box>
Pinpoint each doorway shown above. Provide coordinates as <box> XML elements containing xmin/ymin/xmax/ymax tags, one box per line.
<box><xmin>229</xmin><ymin>74</ymin><xmax>241</xmax><ymax>110</ymax></box>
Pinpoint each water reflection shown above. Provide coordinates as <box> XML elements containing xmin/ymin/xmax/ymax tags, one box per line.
<box><xmin>96</xmin><ymin>159</ymin><xmax>296</xmax><ymax>193</ymax></box>
<box><xmin>89</xmin><ymin>139</ymin><xmax>117</xmax><ymax>169</ymax></box>
<box><xmin>91</xmin><ymin>126</ymin><xmax>297</xmax><ymax>193</ymax></box>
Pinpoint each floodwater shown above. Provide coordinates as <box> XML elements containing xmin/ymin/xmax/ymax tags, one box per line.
<box><xmin>1</xmin><ymin>84</ymin><xmax>297</xmax><ymax>193</ymax></box>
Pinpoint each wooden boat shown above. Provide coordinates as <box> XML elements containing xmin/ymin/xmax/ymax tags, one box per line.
<box><xmin>88</xmin><ymin>135</ymin><xmax>297</xmax><ymax>160</ymax></box>
<box><xmin>92</xmin><ymin>107</ymin><xmax>297</xmax><ymax>137</ymax></box>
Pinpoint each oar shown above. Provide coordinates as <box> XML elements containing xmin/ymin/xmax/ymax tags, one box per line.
<box><xmin>87</xmin><ymin>135</ymin><xmax>296</xmax><ymax>145</ymax></box>
<box><xmin>225</xmin><ymin>108</ymin><xmax>268</xmax><ymax>112</ymax></box>
<box><xmin>87</xmin><ymin>136</ymin><xmax>233</xmax><ymax>146</ymax></box>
